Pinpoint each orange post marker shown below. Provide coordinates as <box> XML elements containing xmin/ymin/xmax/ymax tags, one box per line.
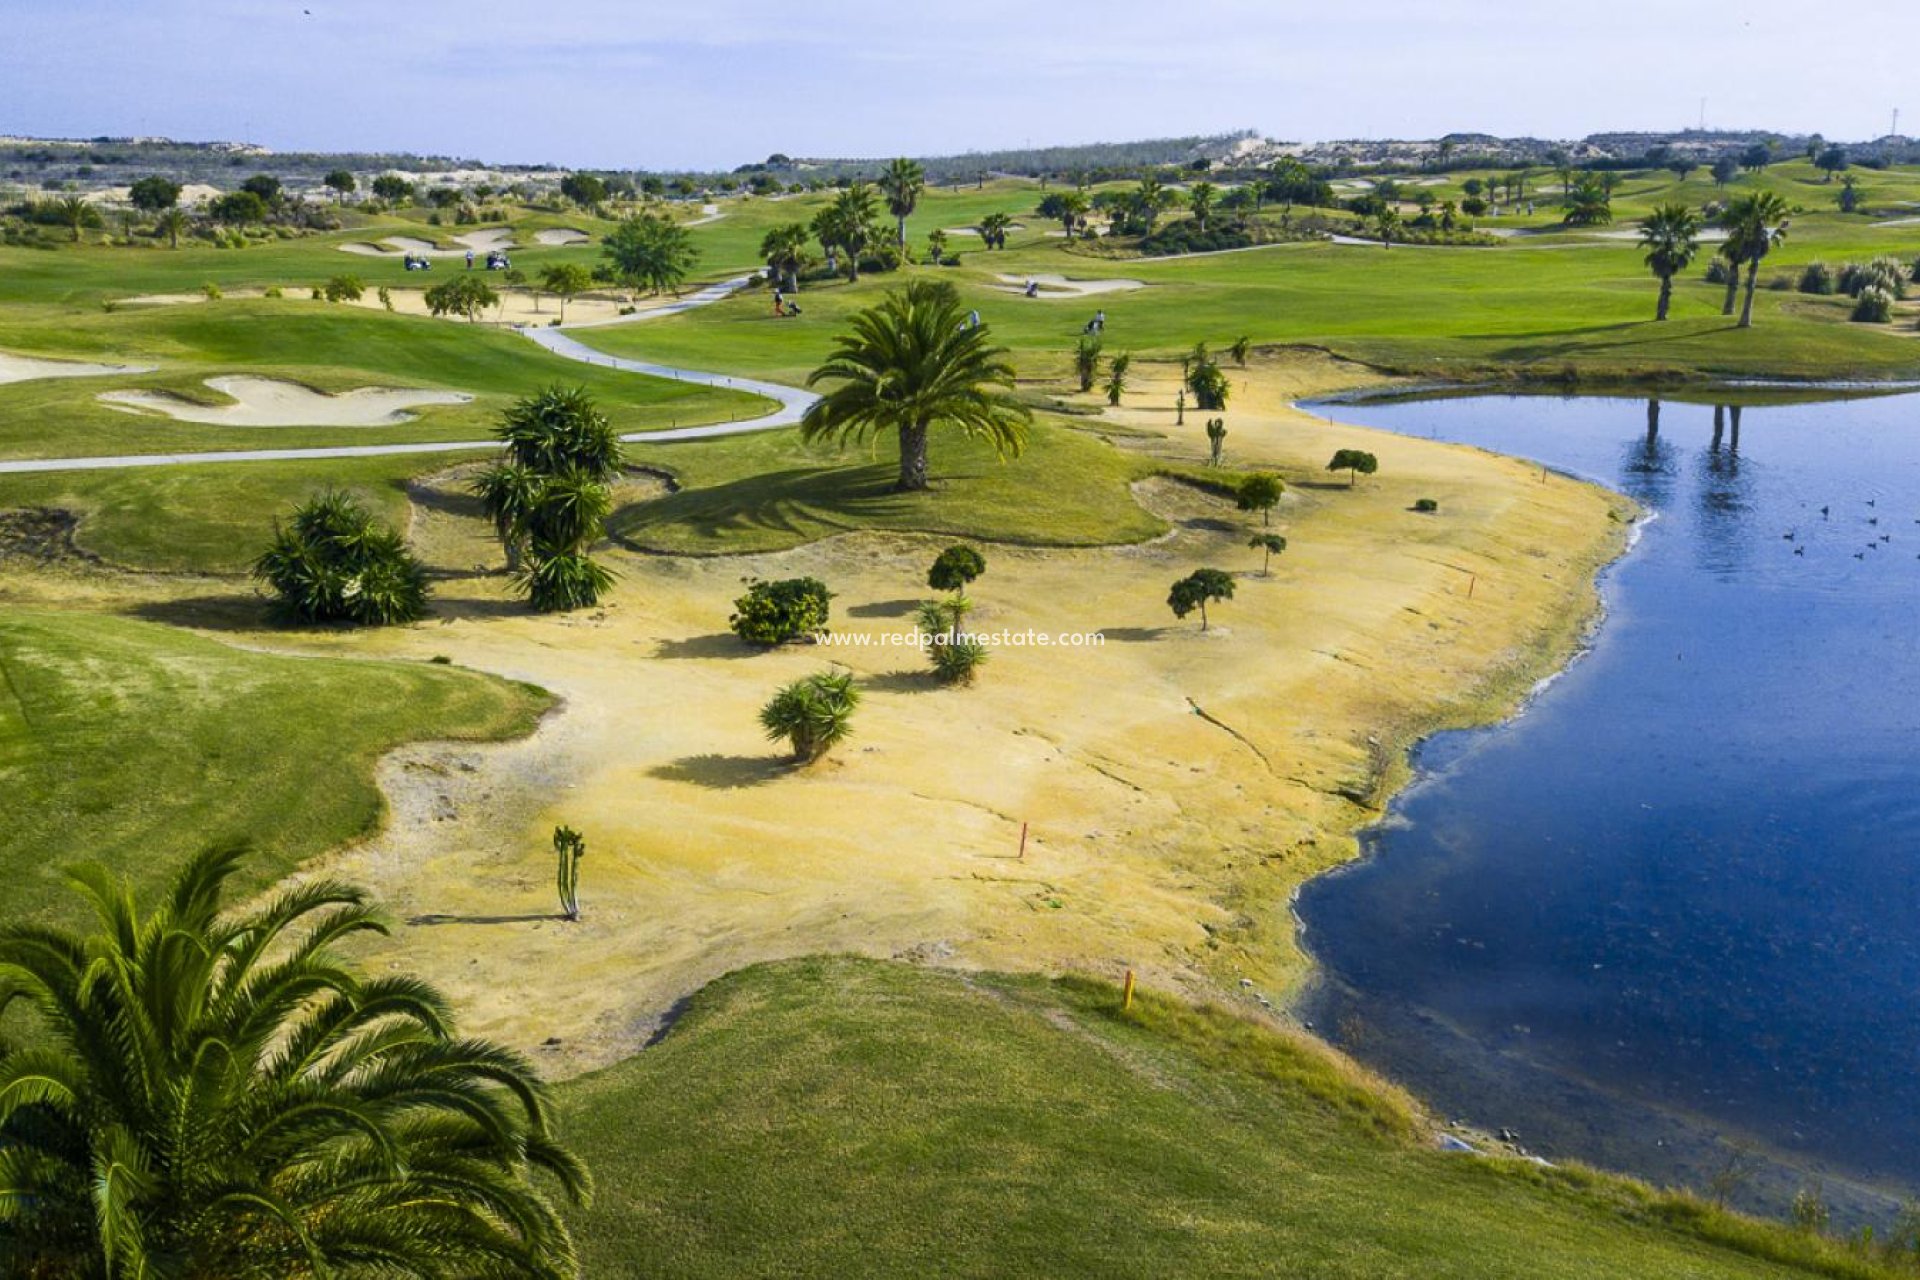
<box><xmin>1122</xmin><ymin>968</ymin><xmax>1136</xmax><ymax>1011</ymax></box>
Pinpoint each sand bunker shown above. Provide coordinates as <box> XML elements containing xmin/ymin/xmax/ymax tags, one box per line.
<box><xmin>0</xmin><ymin>352</ymin><xmax>155</xmax><ymax>386</ymax></box>
<box><xmin>535</xmin><ymin>227</ymin><xmax>592</xmax><ymax>246</ymax></box>
<box><xmin>340</xmin><ymin>229</ymin><xmax>517</xmax><ymax>258</ymax></box>
<box><xmin>100</xmin><ymin>376</ymin><xmax>470</xmax><ymax>427</ymax></box>
<box><xmin>685</xmin><ymin>203</ymin><xmax>725</xmax><ymax>227</ymax></box>
<box><xmin>993</xmin><ymin>273</ymin><xmax>1145</xmax><ymax>298</ymax></box>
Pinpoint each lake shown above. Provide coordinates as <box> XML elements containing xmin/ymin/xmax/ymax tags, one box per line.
<box><xmin>1296</xmin><ymin>390</ymin><xmax>1920</xmax><ymax>1222</ymax></box>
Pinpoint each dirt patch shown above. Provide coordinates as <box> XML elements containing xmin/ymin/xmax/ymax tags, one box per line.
<box><xmin>0</xmin><ymin>508</ymin><xmax>97</xmax><ymax>566</ymax></box>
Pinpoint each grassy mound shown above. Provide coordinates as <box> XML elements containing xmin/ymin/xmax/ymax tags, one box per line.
<box><xmin>0</xmin><ymin>610</ymin><xmax>548</xmax><ymax>924</ymax></box>
<box><xmin>561</xmin><ymin>957</ymin><xmax>1888</xmax><ymax>1279</ymax></box>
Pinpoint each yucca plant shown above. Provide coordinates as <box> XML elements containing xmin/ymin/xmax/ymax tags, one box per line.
<box><xmin>1074</xmin><ymin>335</ymin><xmax>1103</xmax><ymax>393</ymax></box>
<box><xmin>497</xmin><ymin>386</ymin><xmax>623</xmax><ymax>481</ymax></box>
<box><xmin>0</xmin><ymin>844</ymin><xmax>590</xmax><ymax>1278</ymax></box>
<box><xmin>516</xmin><ymin>548</ymin><xmax>616</xmax><ymax>613</ymax></box>
<box><xmin>760</xmin><ymin>670</ymin><xmax>860</xmax><ymax>762</ymax></box>
<box><xmin>252</xmin><ymin>490</ymin><xmax>427</xmax><ymax>625</ymax></box>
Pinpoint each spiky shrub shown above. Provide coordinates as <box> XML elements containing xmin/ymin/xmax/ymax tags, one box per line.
<box><xmin>730</xmin><ymin>577</ymin><xmax>833</xmax><ymax>645</ymax></box>
<box><xmin>1851</xmin><ymin>286</ymin><xmax>1895</xmax><ymax>324</ymax></box>
<box><xmin>497</xmin><ymin>385</ymin><xmax>623</xmax><ymax>480</ymax></box>
<box><xmin>1838</xmin><ymin>258</ymin><xmax>1908</xmax><ymax>300</ymax></box>
<box><xmin>1704</xmin><ymin>258</ymin><xmax>1735</xmax><ymax>285</ymax></box>
<box><xmin>0</xmin><ymin>845</ymin><xmax>590</xmax><ymax>1277</ymax></box>
<box><xmin>1188</xmin><ymin>357</ymin><xmax>1230</xmax><ymax>411</ymax></box>
<box><xmin>515</xmin><ymin>548</ymin><xmax>615</xmax><ymax>612</ymax></box>
<box><xmin>1104</xmin><ymin>351</ymin><xmax>1131</xmax><ymax>406</ymax></box>
<box><xmin>1206</xmin><ymin>417</ymin><xmax>1228</xmax><ymax>465</ymax></box>
<box><xmin>1074</xmin><ymin>335</ymin><xmax>1103</xmax><ymax>393</ymax></box>
<box><xmin>554</xmin><ymin>824</ymin><xmax>586</xmax><ymax>920</ymax></box>
<box><xmin>917</xmin><ymin>597</ymin><xmax>987</xmax><ymax>685</ymax></box>
<box><xmin>1229</xmin><ymin>335</ymin><xmax>1252</xmax><ymax>366</ymax></box>
<box><xmin>253</xmin><ymin>490</ymin><xmax>428</xmax><ymax>625</ymax></box>
<box><xmin>1797</xmin><ymin>262</ymin><xmax>1837</xmax><ymax>295</ymax></box>
<box><xmin>760</xmin><ymin>670</ymin><xmax>860</xmax><ymax>762</ymax></box>
<box><xmin>927</xmin><ymin>544</ymin><xmax>986</xmax><ymax>598</ymax></box>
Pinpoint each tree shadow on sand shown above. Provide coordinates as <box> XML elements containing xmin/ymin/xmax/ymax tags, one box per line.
<box><xmin>846</xmin><ymin>598</ymin><xmax>923</xmax><ymax>619</ymax></box>
<box><xmin>649</xmin><ymin>753</ymin><xmax>790</xmax><ymax>788</ymax></box>
<box><xmin>1096</xmin><ymin>626</ymin><xmax>1167</xmax><ymax>643</ymax></box>
<box><xmin>652</xmin><ymin>633</ymin><xmax>762</xmax><ymax>659</ymax></box>
<box><xmin>406</xmin><ymin>911</ymin><xmax>568</xmax><ymax>927</ymax></box>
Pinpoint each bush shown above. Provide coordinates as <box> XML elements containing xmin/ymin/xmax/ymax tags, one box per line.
<box><xmin>1851</xmin><ymin>286</ymin><xmax>1894</xmax><ymax>323</ymax></box>
<box><xmin>515</xmin><ymin>549</ymin><xmax>614</xmax><ymax>613</ymax></box>
<box><xmin>1138</xmin><ymin>220</ymin><xmax>1254</xmax><ymax>257</ymax></box>
<box><xmin>1797</xmin><ymin>262</ymin><xmax>1836</xmax><ymax>295</ymax></box>
<box><xmin>730</xmin><ymin>577</ymin><xmax>833</xmax><ymax>646</ymax></box>
<box><xmin>1704</xmin><ymin>258</ymin><xmax>1734</xmax><ymax>285</ymax></box>
<box><xmin>201</xmin><ymin>281</ymin><xmax>223</xmax><ymax>301</ymax></box>
<box><xmin>252</xmin><ymin>490</ymin><xmax>428</xmax><ymax>625</ymax></box>
<box><xmin>322</xmin><ymin>274</ymin><xmax>364</xmax><ymax>303</ymax></box>
<box><xmin>1413</xmin><ymin>498</ymin><xmax>1439</xmax><ymax>513</ymax></box>
<box><xmin>1838</xmin><ymin>257</ymin><xmax>1908</xmax><ymax>299</ymax></box>
<box><xmin>918</xmin><ymin>597</ymin><xmax>988</xmax><ymax>685</ymax></box>
<box><xmin>760</xmin><ymin>670</ymin><xmax>860</xmax><ymax>762</ymax></box>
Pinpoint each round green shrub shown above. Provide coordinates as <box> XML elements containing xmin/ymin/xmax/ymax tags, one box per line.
<box><xmin>1414</xmin><ymin>498</ymin><xmax>1440</xmax><ymax>513</ymax></box>
<box><xmin>1851</xmin><ymin>286</ymin><xmax>1894</xmax><ymax>323</ymax></box>
<box><xmin>730</xmin><ymin>577</ymin><xmax>833</xmax><ymax>646</ymax></box>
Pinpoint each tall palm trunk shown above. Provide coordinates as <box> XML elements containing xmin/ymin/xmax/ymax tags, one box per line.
<box><xmin>896</xmin><ymin>214</ymin><xmax>907</xmax><ymax>248</ymax></box>
<box><xmin>1656</xmin><ymin>272</ymin><xmax>1674</xmax><ymax>321</ymax></box>
<box><xmin>1721</xmin><ymin>261</ymin><xmax>1741</xmax><ymax>316</ymax></box>
<box><xmin>1646</xmin><ymin>398</ymin><xmax>1660</xmax><ymax>444</ymax></box>
<box><xmin>897</xmin><ymin>422</ymin><xmax>930</xmax><ymax>491</ymax></box>
<box><xmin>1738</xmin><ymin>258</ymin><xmax>1763</xmax><ymax>328</ymax></box>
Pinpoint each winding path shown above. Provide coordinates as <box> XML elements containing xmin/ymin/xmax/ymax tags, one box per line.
<box><xmin>0</xmin><ymin>276</ymin><xmax>815</xmax><ymax>476</ymax></box>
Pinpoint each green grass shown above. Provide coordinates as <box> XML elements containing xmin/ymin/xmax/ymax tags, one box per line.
<box><xmin>0</xmin><ymin>610</ymin><xmax>548</xmax><ymax>925</ymax></box>
<box><xmin>614</xmin><ymin>417</ymin><xmax>1166</xmax><ymax>555</ymax></box>
<box><xmin>0</xmin><ymin>298</ymin><xmax>767</xmax><ymax>461</ymax></box>
<box><xmin>560</xmin><ymin>957</ymin><xmax>1896</xmax><ymax>1279</ymax></box>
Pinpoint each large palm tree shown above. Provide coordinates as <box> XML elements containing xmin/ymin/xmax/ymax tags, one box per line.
<box><xmin>155</xmin><ymin>208</ymin><xmax>190</xmax><ymax>249</ymax></box>
<box><xmin>823</xmin><ymin>183</ymin><xmax>881</xmax><ymax>280</ymax></box>
<box><xmin>877</xmin><ymin>157</ymin><xmax>925</xmax><ymax>249</ymax></box>
<box><xmin>1724</xmin><ymin>191</ymin><xmax>1790</xmax><ymax>328</ymax></box>
<box><xmin>1638</xmin><ymin>203</ymin><xmax>1701</xmax><ymax>321</ymax></box>
<box><xmin>802</xmin><ymin>280</ymin><xmax>1031</xmax><ymax>492</ymax></box>
<box><xmin>0</xmin><ymin>845</ymin><xmax>590</xmax><ymax>1278</ymax></box>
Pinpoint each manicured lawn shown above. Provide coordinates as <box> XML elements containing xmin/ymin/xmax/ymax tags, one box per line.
<box><xmin>0</xmin><ymin>610</ymin><xmax>547</xmax><ymax>925</ymax></box>
<box><xmin>561</xmin><ymin>957</ymin><xmax>1890</xmax><ymax>1279</ymax></box>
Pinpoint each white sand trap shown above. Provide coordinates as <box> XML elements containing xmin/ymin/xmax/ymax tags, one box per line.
<box><xmin>341</xmin><ymin>287</ymin><xmax>648</xmax><ymax>328</ymax></box>
<box><xmin>340</xmin><ymin>229</ymin><xmax>518</xmax><ymax>258</ymax></box>
<box><xmin>1872</xmin><ymin>216</ymin><xmax>1920</xmax><ymax>228</ymax></box>
<box><xmin>685</xmin><ymin>203</ymin><xmax>726</xmax><ymax>227</ymax></box>
<box><xmin>0</xmin><ymin>352</ymin><xmax>156</xmax><ymax>385</ymax></box>
<box><xmin>535</xmin><ymin>227</ymin><xmax>592</xmax><ymax>245</ymax></box>
<box><xmin>100</xmin><ymin>376</ymin><xmax>471</xmax><ymax>427</ymax></box>
<box><xmin>992</xmin><ymin>273</ymin><xmax>1145</xmax><ymax>298</ymax></box>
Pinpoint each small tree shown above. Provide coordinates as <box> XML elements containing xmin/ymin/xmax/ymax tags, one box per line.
<box><xmin>1815</xmin><ymin>145</ymin><xmax>1849</xmax><ymax>183</ymax></box>
<box><xmin>1168</xmin><ymin>568</ymin><xmax>1235</xmax><ymax>631</ymax></box>
<box><xmin>1104</xmin><ymin>351</ymin><xmax>1131</xmax><ymax>406</ymax></box>
<box><xmin>761</xmin><ymin>670</ymin><xmax>860</xmax><ymax>762</ymax></box>
<box><xmin>370</xmin><ymin>173</ymin><xmax>414</xmax><ymax>203</ymax></box>
<box><xmin>322</xmin><ymin>274</ymin><xmax>364</xmax><ymax>303</ymax></box>
<box><xmin>553</xmin><ymin>825</ymin><xmax>586</xmax><ymax>921</ymax></box>
<box><xmin>926</xmin><ymin>227</ymin><xmax>949</xmax><ymax>265</ymax></box>
<box><xmin>540</xmin><ymin>262</ymin><xmax>594</xmax><ymax>323</ymax></box>
<box><xmin>425</xmin><ymin>274</ymin><xmax>499</xmax><ymax>322</ymax></box>
<box><xmin>155</xmin><ymin>207</ymin><xmax>190</xmax><ymax>248</ymax></box>
<box><xmin>928</xmin><ymin>544</ymin><xmax>986</xmax><ymax>599</ymax></box>
<box><xmin>1328</xmin><ymin>448</ymin><xmax>1379</xmax><ymax>487</ymax></box>
<box><xmin>560</xmin><ymin>172</ymin><xmax>608</xmax><ymax>207</ymax></box>
<box><xmin>1249</xmin><ymin>533</ymin><xmax>1287</xmax><ymax>576</ymax></box>
<box><xmin>1229</xmin><ymin>335</ymin><xmax>1252</xmax><ymax>367</ymax></box>
<box><xmin>1073</xmin><ymin>335</ymin><xmax>1103</xmax><ymax>393</ymax></box>
<box><xmin>1836</xmin><ymin>175</ymin><xmax>1861</xmax><ymax>214</ymax></box>
<box><xmin>253</xmin><ymin>490</ymin><xmax>428</xmax><ymax>625</ymax></box>
<box><xmin>128</xmin><ymin>176</ymin><xmax>181</xmax><ymax>213</ymax></box>
<box><xmin>1236</xmin><ymin>473</ymin><xmax>1283</xmax><ymax>524</ymax></box>
<box><xmin>1206</xmin><ymin>417</ymin><xmax>1228</xmax><ymax>466</ymax></box>
<box><xmin>603</xmin><ymin>212</ymin><xmax>698</xmax><ymax>295</ymax></box>
<box><xmin>324</xmin><ymin>168</ymin><xmax>357</xmax><ymax>202</ymax></box>
<box><xmin>731</xmin><ymin>577</ymin><xmax>833</xmax><ymax>645</ymax></box>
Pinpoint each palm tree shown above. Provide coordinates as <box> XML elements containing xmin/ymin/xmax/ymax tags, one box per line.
<box><xmin>802</xmin><ymin>280</ymin><xmax>1031</xmax><ymax>492</ymax></box>
<box><xmin>0</xmin><ymin>845</ymin><xmax>590</xmax><ymax>1278</ymax></box>
<box><xmin>827</xmin><ymin>182</ymin><xmax>881</xmax><ymax>280</ymax></box>
<box><xmin>975</xmin><ymin>211</ymin><xmax>1012</xmax><ymax>250</ymax></box>
<box><xmin>877</xmin><ymin>157</ymin><xmax>926</xmax><ymax>249</ymax></box>
<box><xmin>761</xmin><ymin>671</ymin><xmax>860</xmax><ymax>762</ymax></box>
<box><xmin>809</xmin><ymin>205</ymin><xmax>845</xmax><ymax>276</ymax></box>
<box><xmin>1638</xmin><ymin>203</ymin><xmax>1701</xmax><ymax>321</ymax></box>
<box><xmin>1372</xmin><ymin>206</ymin><xmax>1401</xmax><ymax>248</ymax></box>
<box><xmin>53</xmin><ymin>193</ymin><xmax>94</xmax><ymax>242</ymax></box>
<box><xmin>760</xmin><ymin>222</ymin><xmax>810</xmax><ymax>293</ymax></box>
<box><xmin>1187</xmin><ymin>182</ymin><xmax>1217</xmax><ymax>231</ymax></box>
<box><xmin>926</xmin><ymin>227</ymin><xmax>949</xmax><ymax>266</ymax></box>
<box><xmin>1724</xmin><ymin>191</ymin><xmax>1791</xmax><ymax>328</ymax></box>
<box><xmin>155</xmin><ymin>207</ymin><xmax>190</xmax><ymax>249</ymax></box>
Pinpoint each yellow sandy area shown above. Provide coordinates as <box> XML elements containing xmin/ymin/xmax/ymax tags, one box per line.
<box><xmin>0</xmin><ymin>351</ymin><xmax>154</xmax><ymax>385</ymax></box>
<box><xmin>120</xmin><ymin>286</ymin><xmax>678</xmax><ymax>329</ymax></box>
<box><xmin>181</xmin><ymin>356</ymin><xmax>1627</xmax><ymax>1078</ymax></box>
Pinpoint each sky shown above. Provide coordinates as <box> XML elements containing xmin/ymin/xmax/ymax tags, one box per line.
<box><xmin>2</xmin><ymin>1</ymin><xmax>1914</xmax><ymax>170</ymax></box>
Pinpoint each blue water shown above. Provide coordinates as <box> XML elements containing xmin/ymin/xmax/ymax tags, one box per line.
<box><xmin>1296</xmin><ymin>392</ymin><xmax>1920</xmax><ymax>1216</ymax></box>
